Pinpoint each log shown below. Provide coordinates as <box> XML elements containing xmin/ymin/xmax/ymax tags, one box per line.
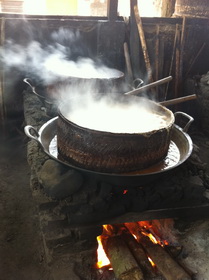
<box><xmin>121</xmin><ymin>232</ymin><xmax>156</xmax><ymax>278</ymax></box>
<box><xmin>133</xmin><ymin>5</ymin><xmax>153</xmax><ymax>84</ymax></box>
<box><xmin>102</xmin><ymin>235</ymin><xmax>144</xmax><ymax>280</ymax></box>
<box><xmin>136</xmin><ymin>232</ymin><xmax>191</xmax><ymax>280</ymax></box>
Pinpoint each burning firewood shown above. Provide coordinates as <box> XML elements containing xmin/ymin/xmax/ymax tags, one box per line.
<box><xmin>121</xmin><ymin>232</ymin><xmax>156</xmax><ymax>278</ymax></box>
<box><xmin>101</xmin><ymin>235</ymin><xmax>144</xmax><ymax>280</ymax></box>
<box><xmin>125</xmin><ymin>223</ymin><xmax>191</xmax><ymax>280</ymax></box>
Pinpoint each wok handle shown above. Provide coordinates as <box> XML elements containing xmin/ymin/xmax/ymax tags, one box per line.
<box><xmin>174</xmin><ymin>111</ymin><xmax>194</xmax><ymax>133</ymax></box>
<box><xmin>24</xmin><ymin>125</ymin><xmax>40</xmax><ymax>143</ymax></box>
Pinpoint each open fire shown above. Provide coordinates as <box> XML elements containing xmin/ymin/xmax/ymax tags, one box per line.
<box><xmin>23</xmin><ymin>77</ymin><xmax>209</xmax><ymax>280</ymax></box>
<box><xmin>96</xmin><ymin>221</ymin><xmax>193</xmax><ymax>280</ymax></box>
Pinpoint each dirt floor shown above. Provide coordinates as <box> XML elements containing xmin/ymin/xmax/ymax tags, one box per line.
<box><xmin>0</xmin><ymin>124</ymin><xmax>51</xmax><ymax>280</ymax></box>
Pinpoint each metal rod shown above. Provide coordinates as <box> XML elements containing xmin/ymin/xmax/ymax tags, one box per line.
<box><xmin>124</xmin><ymin>76</ymin><xmax>173</xmax><ymax>96</ymax></box>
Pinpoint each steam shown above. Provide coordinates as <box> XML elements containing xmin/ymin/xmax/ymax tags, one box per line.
<box><xmin>0</xmin><ymin>26</ymin><xmax>166</xmax><ymax>133</ymax></box>
<box><xmin>0</xmin><ymin>28</ymin><xmax>122</xmax><ymax>85</ymax></box>
<box><xmin>60</xmin><ymin>92</ymin><xmax>170</xmax><ymax>133</ymax></box>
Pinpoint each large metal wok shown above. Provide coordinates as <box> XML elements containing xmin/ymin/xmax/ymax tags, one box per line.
<box><xmin>24</xmin><ymin>111</ymin><xmax>193</xmax><ymax>187</ymax></box>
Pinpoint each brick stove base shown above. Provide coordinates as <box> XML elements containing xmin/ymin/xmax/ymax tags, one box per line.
<box><xmin>23</xmin><ymin>87</ymin><xmax>209</xmax><ymax>279</ymax></box>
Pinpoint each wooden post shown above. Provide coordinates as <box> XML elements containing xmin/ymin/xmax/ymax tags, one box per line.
<box><xmin>107</xmin><ymin>0</ymin><xmax>118</xmax><ymax>21</ymax></box>
<box><xmin>179</xmin><ymin>16</ymin><xmax>186</xmax><ymax>85</ymax></box>
<box><xmin>161</xmin><ymin>0</ymin><xmax>176</xmax><ymax>17</ymax></box>
<box><xmin>129</xmin><ymin>0</ymin><xmax>140</xmax><ymax>79</ymax></box>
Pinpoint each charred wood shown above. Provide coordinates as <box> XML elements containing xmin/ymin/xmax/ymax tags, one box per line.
<box><xmin>121</xmin><ymin>232</ymin><xmax>156</xmax><ymax>278</ymax></box>
<box><xmin>137</xmin><ymin>232</ymin><xmax>191</xmax><ymax>280</ymax></box>
<box><xmin>102</xmin><ymin>235</ymin><xmax>144</xmax><ymax>280</ymax></box>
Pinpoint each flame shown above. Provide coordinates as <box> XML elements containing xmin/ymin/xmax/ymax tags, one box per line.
<box><xmin>96</xmin><ymin>221</ymin><xmax>170</xmax><ymax>270</ymax></box>
<box><xmin>142</xmin><ymin>231</ymin><xmax>158</xmax><ymax>244</ymax></box>
<box><xmin>138</xmin><ymin>221</ymin><xmax>168</xmax><ymax>247</ymax></box>
<box><xmin>96</xmin><ymin>235</ymin><xmax>110</xmax><ymax>269</ymax></box>
<box><xmin>148</xmin><ymin>256</ymin><xmax>156</xmax><ymax>267</ymax></box>
<box><xmin>103</xmin><ymin>224</ymin><xmax>114</xmax><ymax>235</ymax></box>
<box><xmin>96</xmin><ymin>225</ymin><xmax>114</xmax><ymax>269</ymax></box>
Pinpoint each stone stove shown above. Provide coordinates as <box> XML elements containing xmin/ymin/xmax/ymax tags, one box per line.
<box><xmin>23</xmin><ymin>85</ymin><xmax>209</xmax><ymax>279</ymax></box>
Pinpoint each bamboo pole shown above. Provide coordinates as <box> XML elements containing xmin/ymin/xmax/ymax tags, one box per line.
<box><xmin>174</xmin><ymin>24</ymin><xmax>181</xmax><ymax>99</ymax></box>
<box><xmin>124</xmin><ymin>42</ymin><xmax>134</xmax><ymax>84</ymax></box>
<box><xmin>179</xmin><ymin>17</ymin><xmax>186</xmax><ymax>85</ymax></box>
<box><xmin>133</xmin><ymin>5</ymin><xmax>153</xmax><ymax>84</ymax></box>
<box><xmin>160</xmin><ymin>94</ymin><xmax>196</xmax><ymax>107</ymax></box>
<box><xmin>155</xmin><ymin>24</ymin><xmax>160</xmax><ymax>98</ymax></box>
<box><xmin>124</xmin><ymin>76</ymin><xmax>172</xmax><ymax>96</ymax></box>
